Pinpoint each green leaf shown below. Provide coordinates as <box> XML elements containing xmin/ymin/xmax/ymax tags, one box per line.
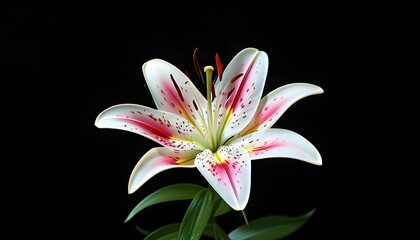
<box><xmin>178</xmin><ymin>188</ymin><xmax>215</xmax><ymax>240</ymax></box>
<box><xmin>212</xmin><ymin>223</ymin><xmax>230</xmax><ymax>240</ymax></box>
<box><xmin>201</xmin><ymin>223</ymin><xmax>216</xmax><ymax>238</ymax></box>
<box><xmin>125</xmin><ymin>183</ymin><xmax>205</xmax><ymax>222</ymax></box>
<box><xmin>135</xmin><ymin>225</ymin><xmax>152</xmax><ymax>235</ymax></box>
<box><xmin>213</xmin><ymin>198</ymin><xmax>232</xmax><ymax>217</ymax></box>
<box><xmin>228</xmin><ymin>208</ymin><xmax>317</xmax><ymax>240</ymax></box>
<box><xmin>144</xmin><ymin>223</ymin><xmax>180</xmax><ymax>240</ymax></box>
<box><xmin>201</xmin><ymin>223</ymin><xmax>229</xmax><ymax>239</ymax></box>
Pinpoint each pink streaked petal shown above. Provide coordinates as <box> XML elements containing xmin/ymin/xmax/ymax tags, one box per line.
<box><xmin>142</xmin><ymin>59</ymin><xmax>208</xmax><ymax>136</ymax></box>
<box><xmin>95</xmin><ymin>104</ymin><xmax>205</xmax><ymax>150</ymax></box>
<box><xmin>128</xmin><ymin>147</ymin><xmax>198</xmax><ymax>194</ymax></box>
<box><xmin>238</xmin><ymin>83</ymin><xmax>324</xmax><ymax>137</ymax></box>
<box><xmin>232</xmin><ymin>129</ymin><xmax>322</xmax><ymax>165</ymax></box>
<box><xmin>214</xmin><ymin>48</ymin><xmax>268</xmax><ymax>142</ymax></box>
<box><xmin>214</xmin><ymin>48</ymin><xmax>260</xmax><ymax>95</ymax></box>
<box><xmin>195</xmin><ymin>146</ymin><xmax>251</xmax><ymax>211</ymax></box>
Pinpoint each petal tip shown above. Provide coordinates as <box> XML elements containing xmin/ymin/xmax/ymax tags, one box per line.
<box><xmin>128</xmin><ymin>179</ymin><xmax>140</xmax><ymax>194</ymax></box>
<box><xmin>93</xmin><ymin>117</ymin><xmax>106</xmax><ymax>129</ymax></box>
<box><xmin>310</xmin><ymin>150</ymin><xmax>323</xmax><ymax>166</ymax></box>
<box><xmin>232</xmin><ymin>206</ymin><xmax>244</xmax><ymax>211</ymax></box>
<box><xmin>314</xmin><ymin>155</ymin><xmax>323</xmax><ymax>166</ymax></box>
<box><xmin>317</xmin><ymin>86</ymin><xmax>325</xmax><ymax>94</ymax></box>
<box><xmin>128</xmin><ymin>184</ymin><xmax>137</xmax><ymax>194</ymax></box>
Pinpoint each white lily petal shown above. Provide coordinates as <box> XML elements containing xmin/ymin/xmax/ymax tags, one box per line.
<box><xmin>214</xmin><ymin>47</ymin><xmax>260</xmax><ymax>95</ymax></box>
<box><xmin>128</xmin><ymin>147</ymin><xmax>198</xmax><ymax>194</ymax></box>
<box><xmin>238</xmin><ymin>83</ymin><xmax>324</xmax><ymax>137</ymax></box>
<box><xmin>95</xmin><ymin>104</ymin><xmax>205</xmax><ymax>150</ymax></box>
<box><xmin>232</xmin><ymin>129</ymin><xmax>322</xmax><ymax>165</ymax></box>
<box><xmin>214</xmin><ymin>48</ymin><xmax>269</xmax><ymax>143</ymax></box>
<box><xmin>195</xmin><ymin>146</ymin><xmax>251</xmax><ymax>210</ymax></box>
<box><xmin>142</xmin><ymin>59</ymin><xmax>209</xmax><ymax>138</ymax></box>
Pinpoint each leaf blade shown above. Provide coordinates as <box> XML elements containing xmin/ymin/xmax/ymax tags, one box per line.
<box><xmin>125</xmin><ymin>183</ymin><xmax>205</xmax><ymax>222</ymax></box>
<box><xmin>228</xmin><ymin>208</ymin><xmax>317</xmax><ymax>240</ymax></box>
<box><xmin>144</xmin><ymin>223</ymin><xmax>180</xmax><ymax>240</ymax></box>
<box><xmin>178</xmin><ymin>188</ymin><xmax>215</xmax><ymax>240</ymax></box>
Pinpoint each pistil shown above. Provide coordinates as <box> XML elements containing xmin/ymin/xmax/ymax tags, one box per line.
<box><xmin>204</xmin><ymin>65</ymin><xmax>217</xmax><ymax>151</ymax></box>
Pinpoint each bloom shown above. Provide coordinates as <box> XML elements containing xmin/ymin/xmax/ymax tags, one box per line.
<box><xmin>95</xmin><ymin>47</ymin><xmax>323</xmax><ymax>211</ymax></box>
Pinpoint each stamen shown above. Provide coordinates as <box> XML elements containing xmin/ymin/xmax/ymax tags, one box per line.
<box><xmin>211</xmin><ymin>81</ymin><xmax>216</xmax><ymax>102</ymax></box>
<box><xmin>215</xmin><ymin>53</ymin><xmax>224</xmax><ymax>81</ymax></box>
<box><xmin>193</xmin><ymin>47</ymin><xmax>205</xmax><ymax>85</ymax></box>
<box><xmin>170</xmin><ymin>74</ymin><xmax>184</xmax><ymax>102</ymax></box>
<box><xmin>184</xmin><ymin>70</ymin><xmax>191</xmax><ymax>80</ymax></box>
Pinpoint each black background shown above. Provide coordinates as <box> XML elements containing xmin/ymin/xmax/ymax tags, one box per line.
<box><xmin>2</xmin><ymin>2</ymin><xmax>414</xmax><ymax>239</ymax></box>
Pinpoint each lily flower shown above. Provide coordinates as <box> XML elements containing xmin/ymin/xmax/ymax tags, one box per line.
<box><xmin>95</xmin><ymin>47</ymin><xmax>323</xmax><ymax>211</ymax></box>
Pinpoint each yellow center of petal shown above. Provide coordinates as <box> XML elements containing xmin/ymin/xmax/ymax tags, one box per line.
<box><xmin>214</xmin><ymin>150</ymin><xmax>226</xmax><ymax>164</ymax></box>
